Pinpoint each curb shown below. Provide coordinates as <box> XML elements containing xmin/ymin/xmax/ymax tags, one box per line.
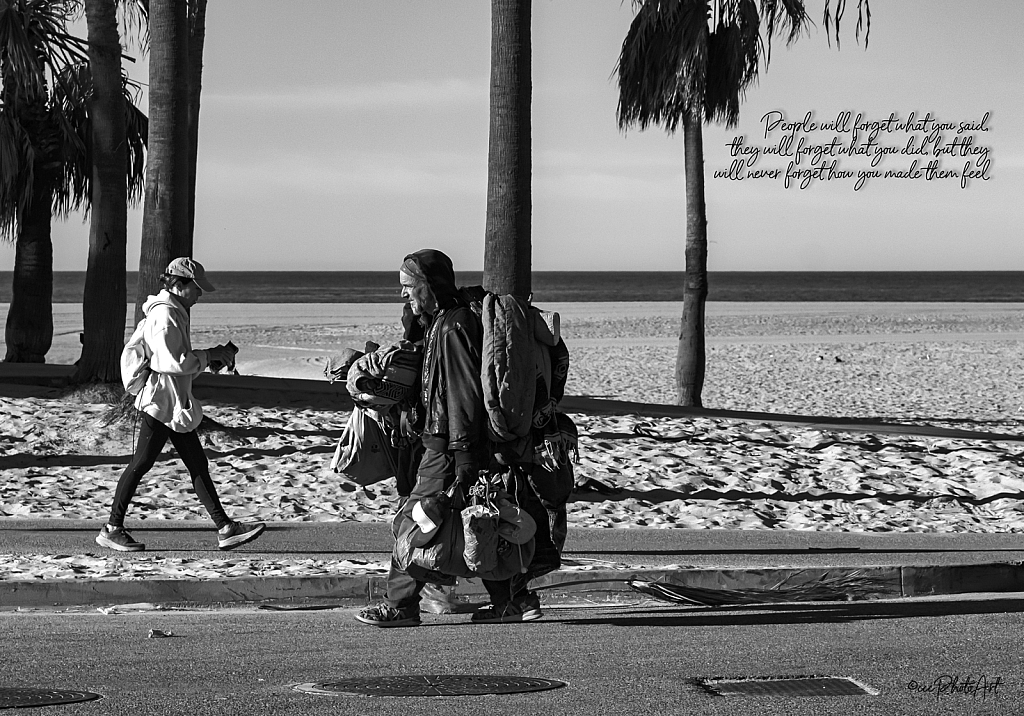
<box><xmin>4</xmin><ymin>562</ymin><xmax>1023</xmax><ymax>609</ymax></box>
<box><xmin>0</xmin><ymin>365</ymin><xmax>352</xmax><ymax>401</ymax></box>
<box><xmin>1</xmin><ymin>574</ymin><xmax>371</xmax><ymax>609</ymax></box>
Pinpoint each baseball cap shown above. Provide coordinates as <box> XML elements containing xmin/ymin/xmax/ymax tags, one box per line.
<box><xmin>409</xmin><ymin>494</ymin><xmax>449</xmax><ymax>547</ymax></box>
<box><xmin>165</xmin><ymin>257</ymin><xmax>216</xmax><ymax>292</ymax></box>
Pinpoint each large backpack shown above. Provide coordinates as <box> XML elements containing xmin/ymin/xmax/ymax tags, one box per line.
<box><xmin>120</xmin><ymin>318</ymin><xmax>152</xmax><ymax>395</ymax></box>
<box><xmin>472</xmin><ymin>290</ymin><xmax>569</xmax><ymax>462</ymax></box>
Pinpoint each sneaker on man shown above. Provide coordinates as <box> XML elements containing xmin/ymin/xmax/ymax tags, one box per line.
<box><xmin>355</xmin><ymin>603</ymin><xmax>421</xmax><ymax>628</ymax></box>
<box><xmin>515</xmin><ymin>590</ymin><xmax>542</xmax><ymax>618</ymax></box>
<box><xmin>217</xmin><ymin>521</ymin><xmax>265</xmax><ymax>550</ymax></box>
<box><xmin>470</xmin><ymin>598</ymin><xmax>543</xmax><ymax>624</ymax></box>
<box><xmin>95</xmin><ymin>524</ymin><xmax>145</xmax><ymax>552</ymax></box>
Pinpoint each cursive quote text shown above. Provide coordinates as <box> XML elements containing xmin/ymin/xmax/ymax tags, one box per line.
<box><xmin>714</xmin><ymin>110</ymin><xmax>993</xmax><ymax>191</ymax></box>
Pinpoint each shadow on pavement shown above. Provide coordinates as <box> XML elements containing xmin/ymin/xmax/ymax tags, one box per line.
<box><xmin>556</xmin><ymin>597</ymin><xmax>1024</xmax><ymax>627</ymax></box>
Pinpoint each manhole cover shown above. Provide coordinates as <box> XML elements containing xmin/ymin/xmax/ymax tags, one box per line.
<box><xmin>294</xmin><ymin>675</ymin><xmax>567</xmax><ymax>697</ymax></box>
<box><xmin>698</xmin><ymin>676</ymin><xmax>879</xmax><ymax>697</ymax></box>
<box><xmin>0</xmin><ymin>687</ymin><xmax>102</xmax><ymax>709</ymax></box>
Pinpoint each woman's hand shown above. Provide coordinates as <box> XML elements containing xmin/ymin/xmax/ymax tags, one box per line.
<box><xmin>206</xmin><ymin>345</ymin><xmax>236</xmax><ymax>370</ymax></box>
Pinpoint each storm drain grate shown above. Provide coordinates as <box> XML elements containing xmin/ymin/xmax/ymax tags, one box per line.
<box><xmin>294</xmin><ymin>675</ymin><xmax>567</xmax><ymax>697</ymax></box>
<box><xmin>698</xmin><ymin>676</ymin><xmax>879</xmax><ymax>697</ymax></box>
<box><xmin>0</xmin><ymin>687</ymin><xmax>102</xmax><ymax>709</ymax></box>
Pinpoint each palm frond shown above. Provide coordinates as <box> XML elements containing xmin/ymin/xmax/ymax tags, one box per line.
<box><xmin>1</xmin><ymin>1</ymin><xmax>145</xmax><ymax>239</ymax></box>
<box><xmin>50</xmin><ymin>60</ymin><xmax>89</xmax><ymax>216</ymax></box>
<box><xmin>823</xmin><ymin>0</ymin><xmax>870</xmax><ymax>49</ymax></box>
<box><xmin>703</xmin><ymin>0</ymin><xmax>763</xmax><ymax>127</ymax></box>
<box><xmin>628</xmin><ymin>571</ymin><xmax>894</xmax><ymax>607</ymax></box>
<box><xmin>0</xmin><ymin>107</ymin><xmax>35</xmax><ymax>242</ymax></box>
<box><xmin>616</xmin><ymin>0</ymin><xmax>710</xmax><ymax>133</ymax></box>
<box><xmin>760</xmin><ymin>0</ymin><xmax>809</xmax><ymax>65</ymax></box>
<box><xmin>617</xmin><ymin>0</ymin><xmax>818</xmax><ymax>133</ymax></box>
<box><xmin>119</xmin><ymin>0</ymin><xmax>149</xmax><ymax>54</ymax></box>
<box><xmin>0</xmin><ymin>0</ymin><xmax>88</xmax><ymax>106</ymax></box>
<box><xmin>764</xmin><ymin>0</ymin><xmax>810</xmax><ymax>44</ymax></box>
<box><xmin>49</xmin><ymin>60</ymin><xmax>148</xmax><ymax>216</ymax></box>
<box><xmin>123</xmin><ymin>78</ymin><xmax>147</xmax><ymax>204</ymax></box>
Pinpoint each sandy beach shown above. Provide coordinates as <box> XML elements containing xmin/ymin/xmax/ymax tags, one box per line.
<box><xmin>3</xmin><ymin>301</ymin><xmax>1024</xmax><ymax>538</ymax></box>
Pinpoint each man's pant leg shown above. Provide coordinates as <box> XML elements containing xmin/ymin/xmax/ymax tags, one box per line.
<box><xmin>385</xmin><ymin>448</ymin><xmax>455</xmax><ymax>611</ymax></box>
<box><xmin>482</xmin><ymin>464</ymin><xmax>561</xmax><ymax>606</ymax></box>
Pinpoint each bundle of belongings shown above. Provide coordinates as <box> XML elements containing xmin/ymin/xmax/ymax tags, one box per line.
<box><xmin>392</xmin><ymin>468</ymin><xmax>539</xmax><ymax>584</ymax></box>
<box><xmin>328</xmin><ymin>341</ymin><xmax>422</xmax><ymax>486</ymax></box>
<box><xmin>469</xmin><ymin>289</ymin><xmax>578</xmax><ymax>558</ymax></box>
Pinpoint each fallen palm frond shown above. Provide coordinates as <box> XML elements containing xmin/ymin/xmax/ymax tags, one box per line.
<box><xmin>627</xmin><ymin>570</ymin><xmax>894</xmax><ymax>607</ymax></box>
<box><xmin>100</xmin><ymin>390</ymin><xmax>138</xmax><ymax>426</ymax></box>
<box><xmin>100</xmin><ymin>391</ymin><xmax>240</xmax><ymax>442</ymax></box>
<box><xmin>56</xmin><ymin>381</ymin><xmax>125</xmax><ymax>405</ymax></box>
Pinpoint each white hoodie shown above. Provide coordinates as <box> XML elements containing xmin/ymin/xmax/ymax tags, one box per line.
<box><xmin>134</xmin><ymin>290</ymin><xmax>211</xmax><ymax>432</ymax></box>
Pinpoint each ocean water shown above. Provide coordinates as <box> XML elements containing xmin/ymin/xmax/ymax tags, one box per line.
<box><xmin>2</xmin><ymin>271</ymin><xmax>1023</xmax><ymax>303</ymax></box>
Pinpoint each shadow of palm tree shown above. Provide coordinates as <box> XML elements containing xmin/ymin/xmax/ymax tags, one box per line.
<box><xmin>208</xmin><ymin>423</ymin><xmax>344</xmax><ymax>440</ymax></box>
<box><xmin>0</xmin><ymin>443</ymin><xmax>336</xmax><ymax>470</ymax></box>
<box><xmin>0</xmin><ymin>454</ymin><xmax>135</xmax><ymax>469</ymax></box>
<box><xmin>562</xmin><ymin>396</ymin><xmax>1024</xmax><ymax>443</ymax></box>
<box><xmin>586</xmin><ymin>420</ymin><xmax>1024</xmax><ymax>469</ymax></box>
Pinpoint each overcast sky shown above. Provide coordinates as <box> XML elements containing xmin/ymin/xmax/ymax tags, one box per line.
<box><xmin>17</xmin><ymin>0</ymin><xmax>1023</xmax><ymax>273</ymax></box>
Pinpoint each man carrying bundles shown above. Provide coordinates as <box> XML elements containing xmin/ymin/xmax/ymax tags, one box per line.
<box><xmin>355</xmin><ymin>248</ymin><xmax>571</xmax><ymax>627</ymax></box>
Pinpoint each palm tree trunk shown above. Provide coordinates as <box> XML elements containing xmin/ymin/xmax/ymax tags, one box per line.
<box><xmin>483</xmin><ymin>0</ymin><xmax>531</xmax><ymax>299</ymax></box>
<box><xmin>135</xmin><ymin>0</ymin><xmax>190</xmax><ymax>324</ymax></box>
<box><xmin>75</xmin><ymin>0</ymin><xmax>128</xmax><ymax>383</ymax></box>
<box><xmin>4</xmin><ymin>173</ymin><xmax>54</xmax><ymax>363</ymax></box>
<box><xmin>185</xmin><ymin>0</ymin><xmax>207</xmax><ymax>251</ymax></box>
<box><xmin>675</xmin><ymin>116</ymin><xmax>708</xmax><ymax>406</ymax></box>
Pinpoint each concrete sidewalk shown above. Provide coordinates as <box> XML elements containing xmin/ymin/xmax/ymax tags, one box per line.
<box><xmin>2</xmin><ymin>520</ymin><xmax>1023</xmax><ymax>610</ymax></box>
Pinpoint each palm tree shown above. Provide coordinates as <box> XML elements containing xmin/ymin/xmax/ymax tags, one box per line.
<box><xmin>133</xmin><ymin>0</ymin><xmax>206</xmax><ymax>324</ymax></box>
<box><xmin>616</xmin><ymin>0</ymin><xmax>869</xmax><ymax>406</ymax></box>
<box><xmin>134</xmin><ymin>0</ymin><xmax>188</xmax><ymax>324</ymax></box>
<box><xmin>185</xmin><ymin>0</ymin><xmax>206</xmax><ymax>243</ymax></box>
<box><xmin>0</xmin><ymin>0</ymin><xmax>88</xmax><ymax>362</ymax></box>
<box><xmin>483</xmin><ymin>0</ymin><xmax>531</xmax><ymax>300</ymax></box>
<box><xmin>73</xmin><ymin>0</ymin><xmax>148</xmax><ymax>383</ymax></box>
<box><xmin>1</xmin><ymin>1</ymin><xmax>146</xmax><ymax>369</ymax></box>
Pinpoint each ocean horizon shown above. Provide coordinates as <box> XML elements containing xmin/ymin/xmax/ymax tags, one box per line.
<box><xmin>2</xmin><ymin>271</ymin><xmax>1022</xmax><ymax>304</ymax></box>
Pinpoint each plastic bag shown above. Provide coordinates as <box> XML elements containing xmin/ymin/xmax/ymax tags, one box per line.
<box><xmin>329</xmin><ymin>406</ymin><xmax>399</xmax><ymax>485</ymax></box>
<box><xmin>462</xmin><ymin>503</ymin><xmax>501</xmax><ymax>574</ymax></box>
<box><xmin>465</xmin><ymin>473</ymin><xmax>537</xmax><ymax>581</ymax></box>
<box><xmin>394</xmin><ymin>482</ymin><xmax>472</xmax><ymax>580</ymax></box>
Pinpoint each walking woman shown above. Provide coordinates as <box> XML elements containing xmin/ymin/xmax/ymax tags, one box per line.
<box><xmin>96</xmin><ymin>258</ymin><xmax>265</xmax><ymax>552</ymax></box>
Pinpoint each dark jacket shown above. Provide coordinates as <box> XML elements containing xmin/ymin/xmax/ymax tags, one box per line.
<box><xmin>419</xmin><ymin>304</ymin><xmax>484</xmax><ymax>456</ymax></box>
<box><xmin>403</xmin><ymin>249</ymin><xmax>485</xmax><ymax>462</ymax></box>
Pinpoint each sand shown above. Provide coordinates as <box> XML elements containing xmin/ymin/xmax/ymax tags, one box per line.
<box><xmin>3</xmin><ymin>301</ymin><xmax>1024</xmax><ymax>536</ymax></box>
<box><xmin>4</xmin><ymin>301</ymin><xmax>1024</xmax><ymax>582</ymax></box>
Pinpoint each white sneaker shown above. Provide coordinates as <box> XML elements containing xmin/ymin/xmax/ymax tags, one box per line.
<box><xmin>95</xmin><ymin>524</ymin><xmax>145</xmax><ymax>552</ymax></box>
<box><xmin>217</xmin><ymin>521</ymin><xmax>265</xmax><ymax>550</ymax></box>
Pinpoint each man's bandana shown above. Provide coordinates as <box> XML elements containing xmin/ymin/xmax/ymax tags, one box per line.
<box><xmin>400</xmin><ymin>256</ymin><xmax>427</xmax><ymax>282</ymax></box>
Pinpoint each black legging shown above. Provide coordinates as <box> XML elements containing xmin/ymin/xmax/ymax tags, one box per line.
<box><xmin>109</xmin><ymin>412</ymin><xmax>231</xmax><ymax>529</ymax></box>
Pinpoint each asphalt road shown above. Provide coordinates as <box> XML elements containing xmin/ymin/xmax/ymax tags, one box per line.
<box><xmin>3</xmin><ymin>597</ymin><xmax>1020</xmax><ymax>715</ymax></box>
